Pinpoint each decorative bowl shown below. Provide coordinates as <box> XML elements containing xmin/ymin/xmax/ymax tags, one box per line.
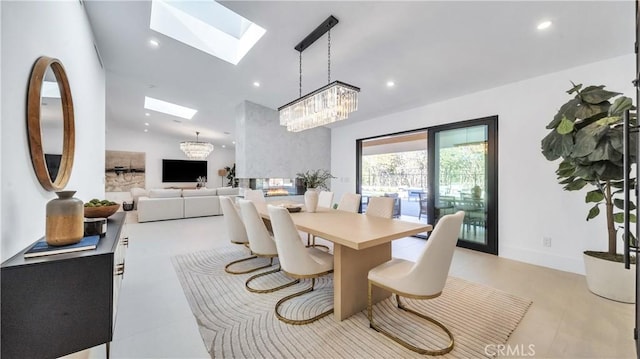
<box><xmin>280</xmin><ymin>203</ymin><xmax>303</xmax><ymax>213</ymax></box>
<box><xmin>84</xmin><ymin>204</ymin><xmax>120</xmax><ymax>218</ymax></box>
<box><xmin>286</xmin><ymin>206</ymin><xmax>302</xmax><ymax>213</ymax></box>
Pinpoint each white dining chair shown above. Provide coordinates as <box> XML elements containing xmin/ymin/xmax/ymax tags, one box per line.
<box><xmin>244</xmin><ymin>189</ymin><xmax>266</xmax><ymax>203</ymax></box>
<box><xmin>337</xmin><ymin>193</ymin><xmax>361</xmax><ymax>213</ymax></box>
<box><xmin>365</xmin><ymin>196</ymin><xmax>395</xmax><ymax>219</ymax></box>
<box><xmin>238</xmin><ymin>200</ymin><xmax>299</xmax><ymax>293</ymax></box>
<box><xmin>220</xmin><ymin>196</ymin><xmax>265</xmax><ymax>275</ymax></box>
<box><xmin>367</xmin><ymin>211</ymin><xmax>465</xmax><ymax>355</ymax></box>
<box><xmin>306</xmin><ymin>191</ymin><xmax>335</xmax><ymax>248</ymax></box>
<box><xmin>318</xmin><ymin>191</ymin><xmax>334</xmax><ymax>208</ymax></box>
<box><xmin>268</xmin><ymin>205</ymin><xmax>334</xmax><ymax>325</ymax></box>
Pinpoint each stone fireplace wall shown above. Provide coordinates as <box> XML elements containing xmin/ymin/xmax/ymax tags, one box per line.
<box><xmin>235</xmin><ymin>100</ymin><xmax>331</xmax><ymax>179</ymax></box>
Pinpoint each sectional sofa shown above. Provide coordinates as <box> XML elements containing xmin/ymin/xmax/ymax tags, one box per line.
<box><xmin>135</xmin><ymin>187</ymin><xmax>239</xmax><ymax>223</ymax></box>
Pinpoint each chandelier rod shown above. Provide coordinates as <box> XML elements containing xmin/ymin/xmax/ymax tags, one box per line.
<box><xmin>328</xmin><ymin>28</ymin><xmax>331</xmax><ymax>84</ymax></box>
<box><xmin>294</xmin><ymin>15</ymin><xmax>338</xmax><ymax>53</ymax></box>
<box><xmin>294</xmin><ymin>15</ymin><xmax>338</xmax><ymax>98</ymax></box>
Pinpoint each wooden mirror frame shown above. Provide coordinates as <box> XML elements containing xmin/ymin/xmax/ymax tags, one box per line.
<box><xmin>27</xmin><ymin>56</ymin><xmax>75</xmax><ymax>191</ymax></box>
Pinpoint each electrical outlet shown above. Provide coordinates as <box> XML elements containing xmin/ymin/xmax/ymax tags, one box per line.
<box><xmin>543</xmin><ymin>237</ymin><xmax>552</xmax><ymax>247</ymax></box>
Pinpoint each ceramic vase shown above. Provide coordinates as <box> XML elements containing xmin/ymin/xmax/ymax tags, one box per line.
<box><xmin>46</xmin><ymin>190</ymin><xmax>84</xmax><ymax>246</ymax></box>
<box><xmin>304</xmin><ymin>188</ymin><xmax>319</xmax><ymax>213</ymax></box>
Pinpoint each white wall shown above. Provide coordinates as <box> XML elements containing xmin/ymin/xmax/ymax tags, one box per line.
<box><xmin>0</xmin><ymin>1</ymin><xmax>3</xmax><ymax>246</ymax></box>
<box><xmin>106</xmin><ymin>124</ymin><xmax>235</xmax><ymax>190</ymax></box>
<box><xmin>1</xmin><ymin>1</ymin><xmax>105</xmax><ymax>261</ymax></box>
<box><xmin>331</xmin><ymin>54</ymin><xmax>636</xmax><ymax>274</ymax></box>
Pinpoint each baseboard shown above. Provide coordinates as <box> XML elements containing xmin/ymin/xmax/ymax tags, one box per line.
<box><xmin>500</xmin><ymin>245</ymin><xmax>585</xmax><ymax>275</ymax></box>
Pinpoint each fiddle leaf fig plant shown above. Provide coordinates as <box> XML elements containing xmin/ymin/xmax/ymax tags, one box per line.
<box><xmin>541</xmin><ymin>83</ymin><xmax>636</xmax><ymax>257</ymax></box>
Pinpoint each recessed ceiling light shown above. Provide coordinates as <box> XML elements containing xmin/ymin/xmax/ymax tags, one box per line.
<box><xmin>253</xmin><ymin>81</ymin><xmax>260</xmax><ymax>87</ymax></box>
<box><xmin>232</xmin><ymin>141</ymin><xmax>236</xmax><ymax>145</ymax></box>
<box><xmin>537</xmin><ymin>20</ymin><xmax>552</xmax><ymax>30</ymax></box>
<box><xmin>145</xmin><ymin>112</ymin><xmax>150</xmax><ymax>117</ymax></box>
<box><xmin>144</xmin><ymin>122</ymin><xmax>149</xmax><ymax>126</ymax></box>
<box><xmin>144</xmin><ymin>96</ymin><xmax>198</xmax><ymax>119</ymax></box>
<box><xmin>149</xmin><ymin>39</ymin><xmax>160</xmax><ymax>47</ymax></box>
<box><xmin>144</xmin><ymin>129</ymin><xmax>149</xmax><ymax>132</ymax></box>
<box><xmin>386</xmin><ymin>81</ymin><xmax>395</xmax><ymax>87</ymax></box>
<box><xmin>222</xmin><ymin>144</ymin><xmax>226</xmax><ymax>148</ymax></box>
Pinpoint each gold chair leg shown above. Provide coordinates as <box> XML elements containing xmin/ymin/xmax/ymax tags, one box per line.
<box><xmin>275</xmin><ymin>278</ymin><xmax>333</xmax><ymax>325</ymax></box>
<box><xmin>225</xmin><ymin>256</ymin><xmax>274</xmax><ymax>275</ymax></box>
<box><xmin>305</xmin><ymin>234</ymin><xmax>330</xmax><ymax>252</ymax></box>
<box><xmin>245</xmin><ymin>266</ymin><xmax>300</xmax><ymax>293</ymax></box>
<box><xmin>367</xmin><ymin>281</ymin><xmax>454</xmax><ymax>355</ymax></box>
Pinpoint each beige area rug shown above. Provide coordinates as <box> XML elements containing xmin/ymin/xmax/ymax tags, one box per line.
<box><xmin>172</xmin><ymin>246</ymin><xmax>532</xmax><ymax>359</ymax></box>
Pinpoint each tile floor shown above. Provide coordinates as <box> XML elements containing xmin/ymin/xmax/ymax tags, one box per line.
<box><xmin>66</xmin><ymin>214</ymin><xmax>636</xmax><ymax>359</ymax></box>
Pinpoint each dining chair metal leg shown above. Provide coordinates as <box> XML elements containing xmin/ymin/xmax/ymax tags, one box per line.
<box><xmin>245</xmin><ymin>265</ymin><xmax>300</xmax><ymax>293</ymax></box>
<box><xmin>225</xmin><ymin>256</ymin><xmax>274</xmax><ymax>275</ymax></box>
<box><xmin>367</xmin><ymin>281</ymin><xmax>455</xmax><ymax>355</ymax></box>
<box><xmin>305</xmin><ymin>233</ymin><xmax>330</xmax><ymax>251</ymax></box>
<box><xmin>308</xmin><ymin>235</ymin><xmax>330</xmax><ymax>251</ymax></box>
<box><xmin>275</xmin><ymin>277</ymin><xmax>334</xmax><ymax>325</ymax></box>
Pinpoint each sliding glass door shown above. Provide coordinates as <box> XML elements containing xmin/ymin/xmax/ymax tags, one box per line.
<box><xmin>358</xmin><ymin>131</ymin><xmax>428</xmax><ymax>223</ymax></box>
<box><xmin>357</xmin><ymin>116</ymin><xmax>498</xmax><ymax>255</ymax></box>
<box><xmin>429</xmin><ymin>117</ymin><xmax>497</xmax><ymax>254</ymax></box>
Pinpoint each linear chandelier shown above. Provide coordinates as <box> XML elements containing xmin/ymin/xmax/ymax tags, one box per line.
<box><xmin>278</xmin><ymin>15</ymin><xmax>360</xmax><ymax>132</ymax></box>
<box><xmin>180</xmin><ymin>131</ymin><xmax>214</xmax><ymax>160</ymax></box>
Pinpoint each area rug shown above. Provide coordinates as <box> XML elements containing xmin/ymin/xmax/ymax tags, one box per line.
<box><xmin>172</xmin><ymin>246</ymin><xmax>532</xmax><ymax>358</ymax></box>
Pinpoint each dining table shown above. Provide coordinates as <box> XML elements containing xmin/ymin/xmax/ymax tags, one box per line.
<box><xmin>255</xmin><ymin>203</ymin><xmax>432</xmax><ymax>321</ymax></box>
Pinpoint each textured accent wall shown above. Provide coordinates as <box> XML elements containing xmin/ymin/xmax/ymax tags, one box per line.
<box><xmin>236</xmin><ymin>101</ymin><xmax>330</xmax><ymax>179</ymax></box>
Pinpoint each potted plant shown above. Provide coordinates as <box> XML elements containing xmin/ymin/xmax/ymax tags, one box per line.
<box><xmin>296</xmin><ymin>169</ymin><xmax>335</xmax><ymax>213</ymax></box>
<box><xmin>541</xmin><ymin>82</ymin><xmax>636</xmax><ymax>302</ymax></box>
<box><xmin>224</xmin><ymin>163</ymin><xmax>237</xmax><ymax>187</ymax></box>
<box><xmin>196</xmin><ymin>176</ymin><xmax>207</xmax><ymax>189</ymax></box>
<box><xmin>296</xmin><ymin>169</ymin><xmax>335</xmax><ymax>190</ymax></box>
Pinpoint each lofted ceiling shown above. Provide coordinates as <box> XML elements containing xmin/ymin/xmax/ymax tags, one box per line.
<box><xmin>83</xmin><ymin>1</ymin><xmax>634</xmax><ymax>149</ymax></box>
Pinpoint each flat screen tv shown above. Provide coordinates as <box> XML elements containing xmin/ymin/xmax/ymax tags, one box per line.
<box><xmin>162</xmin><ymin>159</ymin><xmax>207</xmax><ymax>182</ymax></box>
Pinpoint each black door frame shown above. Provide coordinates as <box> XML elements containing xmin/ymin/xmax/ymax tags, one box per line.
<box><xmin>428</xmin><ymin>115</ymin><xmax>498</xmax><ymax>255</ymax></box>
<box><xmin>355</xmin><ymin>115</ymin><xmax>498</xmax><ymax>255</ymax></box>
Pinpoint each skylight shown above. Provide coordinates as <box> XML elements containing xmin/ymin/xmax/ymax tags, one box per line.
<box><xmin>144</xmin><ymin>96</ymin><xmax>198</xmax><ymax>120</ymax></box>
<box><xmin>42</xmin><ymin>81</ymin><xmax>60</xmax><ymax>98</ymax></box>
<box><xmin>150</xmin><ymin>0</ymin><xmax>266</xmax><ymax>65</ymax></box>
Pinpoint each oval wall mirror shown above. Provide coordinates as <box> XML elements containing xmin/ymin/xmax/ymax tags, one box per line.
<box><xmin>27</xmin><ymin>56</ymin><xmax>75</xmax><ymax>191</ymax></box>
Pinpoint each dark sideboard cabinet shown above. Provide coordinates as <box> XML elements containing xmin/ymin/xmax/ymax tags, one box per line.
<box><xmin>1</xmin><ymin>212</ymin><xmax>128</xmax><ymax>358</ymax></box>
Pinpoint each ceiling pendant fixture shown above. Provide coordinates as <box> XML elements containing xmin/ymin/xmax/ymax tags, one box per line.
<box><xmin>278</xmin><ymin>15</ymin><xmax>360</xmax><ymax>132</ymax></box>
<box><xmin>180</xmin><ymin>131</ymin><xmax>214</xmax><ymax>160</ymax></box>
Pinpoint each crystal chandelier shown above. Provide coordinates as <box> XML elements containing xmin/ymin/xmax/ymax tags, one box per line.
<box><xmin>180</xmin><ymin>131</ymin><xmax>213</xmax><ymax>160</ymax></box>
<box><xmin>278</xmin><ymin>15</ymin><xmax>360</xmax><ymax>132</ymax></box>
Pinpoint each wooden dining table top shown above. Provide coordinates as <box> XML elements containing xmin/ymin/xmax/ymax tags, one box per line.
<box><xmin>256</xmin><ymin>204</ymin><xmax>432</xmax><ymax>250</ymax></box>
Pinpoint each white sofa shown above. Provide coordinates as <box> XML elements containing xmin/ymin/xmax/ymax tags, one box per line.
<box><xmin>136</xmin><ymin>187</ymin><xmax>239</xmax><ymax>223</ymax></box>
<box><xmin>183</xmin><ymin>188</ymin><xmax>219</xmax><ymax>217</ymax></box>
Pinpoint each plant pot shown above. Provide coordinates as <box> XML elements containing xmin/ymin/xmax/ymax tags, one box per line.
<box><xmin>583</xmin><ymin>252</ymin><xmax>635</xmax><ymax>303</ymax></box>
<box><xmin>304</xmin><ymin>188</ymin><xmax>319</xmax><ymax>213</ymax></box>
